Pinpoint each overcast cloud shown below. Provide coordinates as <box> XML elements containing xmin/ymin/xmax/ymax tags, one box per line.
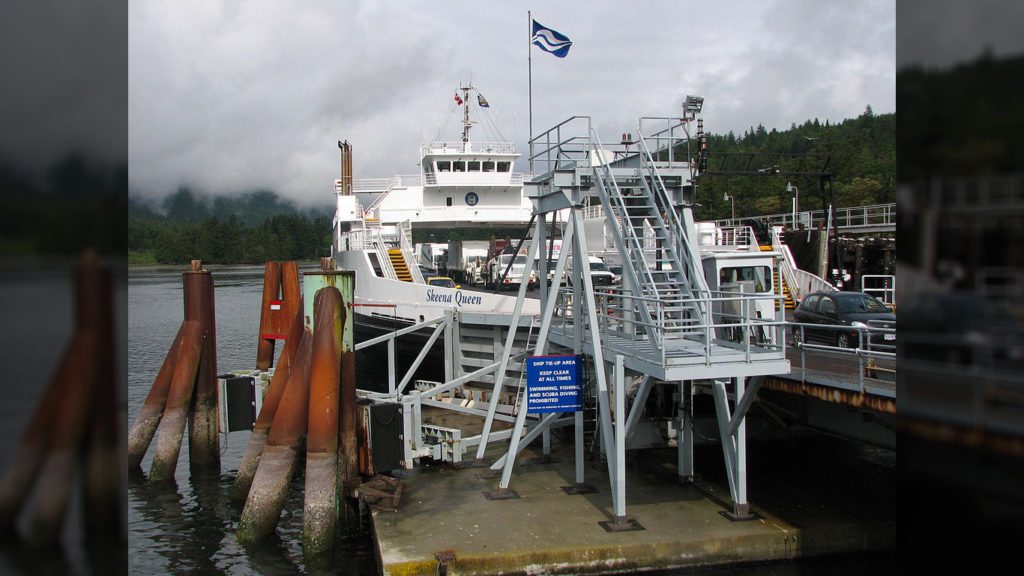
<box><xmin>130</xmin><ymin>0</ymin><xmax>897</xmax><ymax>206</ymax></box>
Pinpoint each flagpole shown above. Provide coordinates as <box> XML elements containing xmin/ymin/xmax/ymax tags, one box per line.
<box><xmin>528</xmin><ymin>10</ymin><xmax>533</xmax><ymax>144</ymax></box>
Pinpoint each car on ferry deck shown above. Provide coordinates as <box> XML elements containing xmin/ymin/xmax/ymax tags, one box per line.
<box><xmin>426</xmin><ymin>276</ymin><xmax>460</xmax><ymax>289</ymax></box>
<box><xmin>793</xmin><ymin>291</ymin><xmax>895</xmax><ymax>348</ymax></box>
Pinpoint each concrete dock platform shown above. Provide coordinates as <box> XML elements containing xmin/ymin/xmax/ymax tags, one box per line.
<box><xmin>371</xmin><ymin>432</ymin><xmax>895</xmax><ymax>575</ymax></box>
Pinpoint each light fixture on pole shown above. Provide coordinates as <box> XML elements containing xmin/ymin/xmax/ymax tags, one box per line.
<box><xmin>723</xmin><ymin>192</ymin><xmax>735</xmax><ymax>222</ymax></box>
<box><xmin>786</xmin><ymin>182</ymin><xmax>799</xmax><ymax>228</ymax></box>
<box><xmin>683</xmin><ymin>95</ymin><xmax>704</xmax><ymax>120</ymax></box>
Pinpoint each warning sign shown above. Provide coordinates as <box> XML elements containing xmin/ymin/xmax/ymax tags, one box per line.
<box><xmin>526</xmin><ymin>355</ymin><xmax>583</xmax><ymax>413</ymax></box>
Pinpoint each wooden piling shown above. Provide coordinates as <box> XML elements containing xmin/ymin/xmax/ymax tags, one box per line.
<box><xmin>184</xmin><ymin>263</ymin><xmax>219</xmax><ymax>476</ymax></box>
<box><xmin>149</xmin><ymin>321</ymin><xmax>204</xmax><ymax>482</ymax></box>
<box><xmin>304</xmin><ymin>287</ymin><xmax>344</xmax><ymax>556</ymax></box>
<box><xmin>232</xmin><ymin>305</ymin><xmax>304</xmax><ymax>503</ymax></box>
<box><xmin>237</xmin><ymin>328</ymin><xmax>313</xmax><ymax>544</ymax></box>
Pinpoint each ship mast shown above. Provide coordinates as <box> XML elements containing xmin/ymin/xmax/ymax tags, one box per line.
<box><xmin>461</xmin><ymin>84</ymin><xmax>474</xmax><ymax>148</ymax></box>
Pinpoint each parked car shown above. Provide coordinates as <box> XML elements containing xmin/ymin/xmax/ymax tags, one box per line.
<box><xmin>793</xmin><ymin>291</ymin><xmax>895</xmax><ymax>348</ymax></box>
<box><xmin>426</xmin><ymin>276</ymin><xmax>460</xmax><ymax>289</ymax></box>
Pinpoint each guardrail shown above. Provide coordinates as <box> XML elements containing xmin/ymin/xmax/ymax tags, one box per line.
<box><xmin>900</xmin><ymin>329</ymin><xmax>1024</xmax><ymax>436</ymax></box>
<box><xmin>715</xmin><ymin>203</ymin><xmax>896</xmax><ymax>231</ymax></box>
<box><xmin>786</xmin><ymin>322</ymin><xmax>896</xmax><ymax>396</ymax></box>
<box><xmin>550</xmin><ymin>285</ymin><xmax>787</xmax><ymax>367</ymax></box>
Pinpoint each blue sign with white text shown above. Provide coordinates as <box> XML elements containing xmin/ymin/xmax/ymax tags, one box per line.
<box><xmin>526</xmin><ymin>355</ymin><xmax>582</xmax><ymax>413</ymax></box>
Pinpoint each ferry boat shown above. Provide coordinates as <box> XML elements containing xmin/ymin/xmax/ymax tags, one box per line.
<box><xmin>331</xmin><ymin>85</ymin><xmax>541</xmax><ymax>357</ymax></box>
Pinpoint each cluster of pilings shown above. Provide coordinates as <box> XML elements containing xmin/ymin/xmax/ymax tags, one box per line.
<box><xmin>235</xmin><ymin>263</ymin><xmax>359</xmax><ymax>556</ymax></box>
<box><xmin>127</xmin><ymin>260</ymin><xmax>360</xmax><ymax>558</ymax></box>
<box><xmin>0</xmin><ymin>252</ymin><xmax>123</xmax><ymax>549</ymax></box>
<box><xmin>127</xmin><ymin>260</ymin><xmax>220</xmax><ymax>480</ymax></box>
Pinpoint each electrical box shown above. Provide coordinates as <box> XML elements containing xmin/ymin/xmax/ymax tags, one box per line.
<box><xmin>218</xmin><ymin>373</ymin><xmax>263</xmax><ymax>433</ymax></box>
<box><xmin>360</xmin><ymin>400</ymin><xmax>403</xmax><ymax>474</ymax></box>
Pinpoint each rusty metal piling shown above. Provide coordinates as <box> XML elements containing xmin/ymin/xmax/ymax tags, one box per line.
<box><xmin>237</xmin><ymin>328</ymin><xmax>313</xmax><ymax>544</ymax></box>
<box><xmin>184</xmin><ymin>261</ymin><xmax>219</xmax><ymax>476</ymax></box>
<box><xmin>127</xmin><ymin>323</ymin><xmax>184</xmax><ymax>469</ymax></box>
<box><xmin>11</xmin><ymin>255</ymin><xmax>115</xmax><ymax>546</ymax></box>
<box><xmin>232</xmin><ymin>304</ymin><xmax>304</xmax><ymax>503</ymax></box>
<box><xmin>257</xmin><ymin>261</ymin><xmax>301</xmax><ymax>370</ymax></box>
<box><xmin>303</xmin><ymin>287</ymin><xmax>344</xmax><ymax>556</ymax></box>
<box><xmin>338</xmin><ymin>347</ymin><xmax>359</xmax><ymax>532</ymax></box>
<box><xmin>149</xmin><ymin>321</ymin><xmax>204</xmax><ymax>482</ymax></box>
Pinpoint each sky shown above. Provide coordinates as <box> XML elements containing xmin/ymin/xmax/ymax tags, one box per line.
<box><xmin>129</xmin><ymin>0</ymin><xmax>900</xmax><ymax>206</ymax></box>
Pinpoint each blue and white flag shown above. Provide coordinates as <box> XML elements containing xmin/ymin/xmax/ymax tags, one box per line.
<box><xmin>531</xmin><ymin>19</ymin><xmax>572</xmax><ymax>58</ymax></box>
<box><xmin>477</xmin><ymin>93</ymin><xmax>490</xmax><ymax>108</ymax></box>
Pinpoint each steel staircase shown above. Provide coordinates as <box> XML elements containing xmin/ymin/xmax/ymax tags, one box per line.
<box><xmin>388</xmin><ymin>249</ymin><xmax>414</xmax><ymax>282</ymax></box>
<box><xmin>587</xmin><ymin>132</ymin><xmax>707</xmax><ymax>345</ymax></box>
<box><xmin>772</xmin><ymin>268</ymin><xmax>796</xmax><ymax>310</ymax></box>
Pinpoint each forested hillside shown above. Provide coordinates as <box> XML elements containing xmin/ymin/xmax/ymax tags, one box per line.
<box><xmin>897</xmin><ymin>51</ymin><xmax>1024</xmax><ymax>181</ymax></box>
<box><xmin>128</xmin><ymin>188</ymin><xmax>332</xmax><ymax>265</ymax></box>
<box><xmin>694</xmin><ymin>107</ymin><xmax>895</xmax><ymax>221</ymax></box>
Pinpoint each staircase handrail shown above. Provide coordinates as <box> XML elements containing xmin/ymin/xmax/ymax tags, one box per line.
<box><xmin>370</xmin><ymin>228</ymin><xmax>400</xmax><ymax>281</ymax></box>
<box><xmin>634</xmin><ymin>125</ymin><xmax>711</xmax><ymax>301</ymax></box>
<box><xmin>587</xmin><ymin>130</ymin><xmax>664</xmax><ymax>347</ymax></box>
<box><xmin>770</xmin><ymin>226</ymin><xmax>835</xmax><ymax>301</ymax></box>
<box><xmin>399</xmin><ymin>220</ymin><xmax>425</xmax><ymax>284</ymax></box>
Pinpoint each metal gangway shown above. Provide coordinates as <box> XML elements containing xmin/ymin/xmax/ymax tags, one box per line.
<box><xmin>454</xmin><ymin>113</ymin><xmax>792</xmax><ymax>527</ymax></box>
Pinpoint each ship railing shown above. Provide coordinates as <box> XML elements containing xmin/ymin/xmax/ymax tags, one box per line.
<box><xmin>355</xmin><ymin>174</ymin><xmax>423</xmax><ymax>214</ymax></box>
<box><xmin>550</xmin><ymin>285</ymin><xmax>786</xmax><ymax>367</ymax></box>
<box><xmin>420</xmin><ymin>142</ymin><xmax>517</xmax><ymax>156</ymax></box>
<box><xmin>701</xmin><ymin>225</ymin><xmax>759</xmax><ymax>249</ymax></box>
<box><xmin>422</xmin><ymin>172</ymin><xmax>528</xmax><ymax>186</ymax></box>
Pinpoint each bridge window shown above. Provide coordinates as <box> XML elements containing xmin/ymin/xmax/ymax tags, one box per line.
<box><xmin>719</xmin><ymin>265</ymin><xmax>771</xmax><ymax>293</ymax></box>
<box><xmin>453</xmin><ymin>161</ymin><xmax>466</xmax><ymax>172</ymax></box>
<box><xmin>468</xmin><ymin>161</ymin><xmax>481</xmax><ymax>171</ymax></box>
<box><xmin>497</xmin><ymin>161</ymin><xmax>511</xmax><ymax>172</ymax></box>
<box><xmin>437</xmin><ymin>161</ymin><xmax>451</xmax><ymax>172</ymax></box>
<box><xmin>483</xmin><ymin>161</ymin><xmax>495</xmax><ymax>172</ymax></box>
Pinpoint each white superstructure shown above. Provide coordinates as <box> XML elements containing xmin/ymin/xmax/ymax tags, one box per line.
<box><xmin>331</xmin><ymin>85</ymin><xmax>540</xmax><ymax>332</ymax></box>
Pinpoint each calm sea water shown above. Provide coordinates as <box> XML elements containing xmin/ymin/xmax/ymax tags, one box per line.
<box><xmin>121</xmin><ymin>265</ymin><xmax>894</xmax><ymax>575</ymax></box>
